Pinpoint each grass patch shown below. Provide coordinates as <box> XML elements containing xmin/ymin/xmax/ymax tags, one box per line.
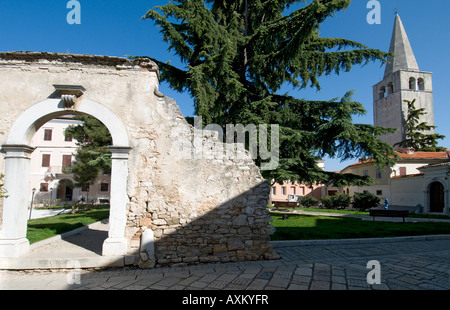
<box><xmin>27</xmin><ymin>205</ymin><xmax>110</xmax><ymax>244</ymax></box>
<box><xmin>269</xmin><ymin>213</ymin><xmax>450</xmax><ymax>241</ymax></box>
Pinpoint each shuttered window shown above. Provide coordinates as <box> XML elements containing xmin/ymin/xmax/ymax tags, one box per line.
<box><xmin>42</xmin><ymin>154</ymin><xmax>51</xmax><ymax>167</ymax></box>
<box><xmin>62</xmin><ymin>155</ymin><xmax>72</xmax><ymax>168</ymax></box>
<box><xmin>44</xmin><ymin>129</ymin><xmax>53</xmax><ymax>141</ymax></box>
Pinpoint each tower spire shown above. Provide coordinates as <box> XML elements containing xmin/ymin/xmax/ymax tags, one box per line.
<box><xmin>384</xmin><ymin>14</ymin><xmax>419</xmax><ymax>77</ymax></box>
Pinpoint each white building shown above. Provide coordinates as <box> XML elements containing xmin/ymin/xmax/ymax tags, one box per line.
<box><xmin>340</xmin><ymin>149</ymin><xmax>449</xmax><ymax>214</ymax></box>
<box><xmin>29</xmin><ymin>116</ymin><xmax>111</xmax><ymax>205</ymax></box>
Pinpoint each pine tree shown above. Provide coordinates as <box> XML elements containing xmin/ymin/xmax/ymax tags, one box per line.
<box><xmin>64</xmin><ymin>115</ymin><xmax>112</xmax><ymax>188</ymax></box>
<box><xmin>140</xmin><ymin>0</ymin><xmax>397</xmax><ymax>186</ymax></box>
<box><xmin>394</xmin><ymin>99</ymin><xmax>446</xmax><ymax>152</ymax></box>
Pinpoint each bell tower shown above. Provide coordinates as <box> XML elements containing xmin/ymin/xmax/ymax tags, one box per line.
<box><xmin>373</xmin><ymin>14</ymin><xmax>434</xmax><ymax>147</ymax></box>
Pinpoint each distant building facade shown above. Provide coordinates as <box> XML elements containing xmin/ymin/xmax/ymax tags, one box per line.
<box><xmin>29</xmin><ymin>116</ymin><xmax>111</xmax><ymax>205</ymax></box>
<box><xmin>340</xmin><ymin>149</ymin><xmax>449</xmax><ymax>213</ymax></box>
<box><xmin>270</xmin><ymin>160</ymin><xmax>329</xmax><ymax>203</ymax></box>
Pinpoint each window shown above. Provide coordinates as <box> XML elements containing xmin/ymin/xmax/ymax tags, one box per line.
<box><xmin>81</xmin><ymin>184</ymin><xmax>90</xmax><ymax>192</ymax></box>
<box><xmin>271</xmin><ymin>187</ymin><xmax>276</xmax><ymax>195</ymax></box>
<box><xmin>399</xmin><ymin>167</ymin><xmax>407</xmax><ymax>176</ymax></box>
<box><xmin>281</xmin><ymin>187</ymin><xmax>286</xmax><ymax>195</ymax></box>
<box><xmin>62</xmin><ymin>155</ymin><xmax>72</xmax><ymax>169</ymax></box>
<box><xmin>376</xmin><ymin>190</ymin><xmax>383</xmax><ymax>196</ymax></box>
<box><xmin>291</xmin><ymin>187</ymin><xmax>296</xmax><ymax>195</ymax></box>
<box><xmin>409</xmin><ymin>77</ymin><xmax>416</xmax><ymax>90</ymax></box>
<box><xmin>65</xmin><ymin>134</ymin><xmax>73</xmax><ymax>142</ymax></box>
<box><xmin>418</xmin><ymin>78</ymin><xmax>425</xmax><ymax>91</ymax></box>
<box><xmin>44</xmin><ymin>129</ymin><xmax>53</xmax><ymax>141</ymax></box>
<box><xmin>387</xmin><ymin>82</ymin><xmax>393</xmax><ymax>95</ymax></box>
<box><xmin>379</xmin><ymin>86</ymin><xmax>386</xmax><ymax>99</ymax></box>
<box><xmin>376</xmin><ymin>168</ymin><xmax>382</xmax><ymax>179</ymax></box>
<box><xmin>41</xmin><ymin>154</ymin><xmax>51</xmax><ymax>167</ymax></box>
<box><xmin>100</xmin><ymin>183</ymin><xmax>109</xmax><ymax>192</ymax></box>
<box><xmin>40</xmin><ymin>183</ymin><xmax>49</xmax><ymax>192</ymax></box>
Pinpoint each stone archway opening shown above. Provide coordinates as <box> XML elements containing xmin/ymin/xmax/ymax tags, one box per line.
<box><xmin>0</xmin><ymin>98</ymin><xmax>131</xmax><ymax>258</ymax></box>
<box><xmin>429</xmin><ymin>181</ymin><xmax>445</xmax><ymax>213</ymax></box>
<box><xmin>24</xmin><ymin>113</ymin><xmax>116</xmax><ymax>256</ymax></box>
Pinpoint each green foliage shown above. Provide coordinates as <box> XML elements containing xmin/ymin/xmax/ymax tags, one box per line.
<box><xmin>394</xmin><ymin>99</ymin><xmax>446</xmax><ymax>152</ymax></box>
<box><xmin>0</xmin><ymin>173</ymin><xmax>8</xmax><ymax>198</ymax></box>
<box><xmin>321</xmin><ymin>193</ymin><xmax>351</xmax><ymax>209</ymax></box>
<box><xmin>141</xmin><ymin>0</ymin><xmax>397</xmax><ymax>185</ymax></box>
<box><xmin>352</xmin><ymin>191</ymin><xmax>380</xmax><ymax>211</ymax></box>
<box><xmin>64</xmin><ymin>115</ymin><xmax>112</xmax><ymax>188</ymax></box>
<box><xmin>298</xmin><ymin>195</ymin><xmax>318</xmax><ymax>208</ymax></box>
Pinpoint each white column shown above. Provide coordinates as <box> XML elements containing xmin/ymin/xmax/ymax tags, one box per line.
<box><xmin>102</xmin><ymin>146</ymin><xmax>132</xmax><ymax>256</ymax></box>
<box><xmin>0</xmin><ymin>145</ymin><xmax>35</xmax><ymax>257</ymax></box>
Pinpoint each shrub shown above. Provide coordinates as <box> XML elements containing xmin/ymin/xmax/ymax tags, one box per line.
<box><xmin>299</xmin><ymin>195</ymin><xmax>318</xmax><ymax>208</ymax></box>
<box><xmin>321</xmin><ymin>193</ymin><xmax>351</xmax><ymax>210</ymax></box>
<box><xmin>352</xmin><ymin>192</ymin><xmax>380</xmax><ymax>211</ymax></box>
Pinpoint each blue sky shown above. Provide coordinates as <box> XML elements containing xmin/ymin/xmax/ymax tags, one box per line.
<box><xmin>1</xmin><ymin>0</ymin><xmax>449</xmax><ymax>172</ymax></box>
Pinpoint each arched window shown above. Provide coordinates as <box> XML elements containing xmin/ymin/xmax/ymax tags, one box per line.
<box><xmin>409</xmin><ymin>77</ymin><xmax>416</xmax><ymax>90</ymax></box>
<box><xmin>418</xmin><ymin>78</ymin><xmax>425</xmax><ymax>91</ymax></box>
<box><xmin>387</xmin><ymin>82</ymin><xmax>393</xmax><ymax>95</ymax></box>
<box><xmin>379</xmin><ymin>86</ymin><xmax>386</xmax><ymax>99</ymax></box>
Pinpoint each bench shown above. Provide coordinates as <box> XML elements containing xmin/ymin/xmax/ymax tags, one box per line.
<box><xmin>272</xmin><ymin>201</ymin><xmax>298</xmax><ymax>209</ymax></box>
<box><xmin>369</xmin><ymin>209</ymin><xmax>409</xmax><ymax>223</ymax></box>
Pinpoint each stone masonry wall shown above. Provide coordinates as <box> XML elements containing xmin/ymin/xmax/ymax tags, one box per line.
<box><xmin>0</xmin><ymin>52</ymin><xmax>278</xmax><ymax>267</ymax></box>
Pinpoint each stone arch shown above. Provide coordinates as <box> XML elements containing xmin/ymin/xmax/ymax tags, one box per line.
<box><xmin>0</xmin><ymin>98</ymin><xmax>131</xmax><ymax>258</ymax></box>
<box><xmin>6</xmin><ymin>98</ymin><xmax>129</xmax><ymax>147</ymax></box>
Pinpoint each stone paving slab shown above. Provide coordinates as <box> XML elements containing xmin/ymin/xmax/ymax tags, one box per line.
<box><xmin>1</xmin><ymin>236</ymin><xmax>449</xmax><ymax>291</ymax></box>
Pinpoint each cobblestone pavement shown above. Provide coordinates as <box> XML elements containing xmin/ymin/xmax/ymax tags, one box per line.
<box><xmin>1</xmin><ymin>236</ymin><xmax>449</xmax><ymax>291</ymax></box>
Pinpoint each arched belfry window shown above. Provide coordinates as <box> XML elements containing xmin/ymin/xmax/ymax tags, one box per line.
<box><xmin>387</xmin><ymin>82</ymin><xmax>393</xmax><ymax>95</ymax></box>
<box><xmin>409</xmin><ymin>77</ymin><xmax>417</xmax><ymax>90</ymax></box>
<box><xmin>379</xmin><ymin>86</ymin><xmax>386</xmax><ymax>99</ymax></box>
<box><xmin>418</xmin><ymin>78</ymin><xmax>425</xmax><ymax>91</ymax></box>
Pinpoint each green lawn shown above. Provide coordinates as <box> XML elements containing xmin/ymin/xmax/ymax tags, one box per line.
<box><xmin>26</xmin><ymin>206</ymin><xmax>110</xmax><ymax>244</ymax></box>
<box><xmin>269</xmin><ymin>213</ymin><xmax>450</xmax><ymax>241</ymax></box>
<box><xmin>26</xmin><ymin>205</ymin><xmax>450</xmax><ymax>245</ymax></box>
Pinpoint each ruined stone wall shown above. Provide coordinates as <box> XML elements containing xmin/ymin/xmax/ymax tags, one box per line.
<box><xmin>127</xmin><ymin>115</ymin><xmax>277</xmax><ymax>266</ymax></box>
<box><xmin>0</xmin><ymin>52</ymin><xmax>277</xmax><ymax>266</ymax></box>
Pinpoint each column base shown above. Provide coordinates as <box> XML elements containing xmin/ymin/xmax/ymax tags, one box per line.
<box><xmin>102</xmin><ymin>237</ymin><xmax>128</xmax><ymax>256</ymax></box>
<box><xmin>0</xmin><ymin>238</ymin><xmax>30</xmax><ymax>258</ymax></box>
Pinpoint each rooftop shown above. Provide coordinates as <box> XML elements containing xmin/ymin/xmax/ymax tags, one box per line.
<box><xmin>341</xmin><ymin>150</ymin><xmax>450</xmax><ymax>171</ymax></box>
<box><xmin>0</xmin><ymin>51</ymin><xmax>159</xmax><ymax>73</ymax></box>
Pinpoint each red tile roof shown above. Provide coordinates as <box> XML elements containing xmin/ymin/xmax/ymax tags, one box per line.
<box><xmin>341</xmin><ymin>151</ymin><xmax>449</xmax><ymax>171</ymax></box>
<box><xmin>396</xmin><ymin>151</ymin><xmax>449</xmax><ymax>159</ymax></box>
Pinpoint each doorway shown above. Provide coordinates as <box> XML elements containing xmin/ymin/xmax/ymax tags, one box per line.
<box><xmin>429</xmin><ymin>181</ymin><xmax>444</xmax><ymax>213</ymax></box>
<box><xmin>57</xmin><ymin>179</ymin><xmax>74</xmax><ymax>202</ymax></box>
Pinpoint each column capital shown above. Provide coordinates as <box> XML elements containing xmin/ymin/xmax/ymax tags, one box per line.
<box><xmin>108</xmin><ymin>146</ymin><xmax>132</xmax><ymax>159</ymax></box>
<box><xmin>0</xmin><ymin>144</ymin><xmax>35</xmax><ymax>159</ymax></box>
